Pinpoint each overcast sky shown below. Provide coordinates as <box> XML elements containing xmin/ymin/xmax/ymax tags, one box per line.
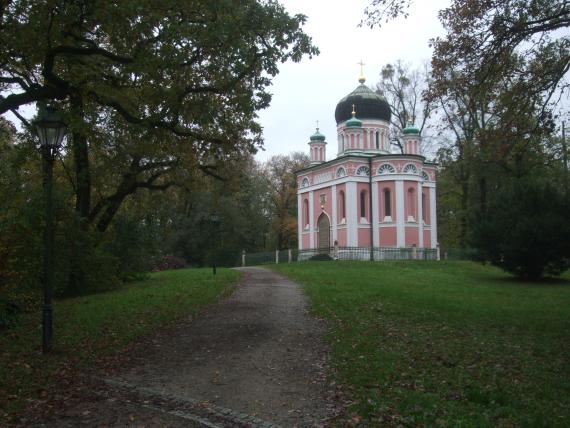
<box><xmin>256</xmin><ymin>0</ymin><xmax>450</xmax><ymax>162</ymax></box>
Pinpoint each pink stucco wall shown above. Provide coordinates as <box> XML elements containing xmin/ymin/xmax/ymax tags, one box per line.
<box><xmin>358</xmin><ymin>227</ymin><xmax>371</xmax><ymax>246</ymax></box>
<box><xmin>380</xmin><ymin>227</ymin><xmax>397</xmax><ymax>247</ymax></box>
<box><xmin>297</xmin><ymin>153</ymin><xmax>437</xmax><ymax>250</ymax></box>
<box><xmin>302</xmin><ymin>233</ymin><xmax>310</xmax><ymax>248</ymax></box>
<box><xmin>405</xmin><ymin>227</ymin><xmax>419</xmax><ymax>247</ymax></box>
<box><xmin>336</xmin><ymin>228</ymin><xmax>347</xmax><ymax>246</ymax></box>
<box><xmin>423</xmin><ymin>230</ymin><xmax>431</xmax><ymax>248</ymax></box>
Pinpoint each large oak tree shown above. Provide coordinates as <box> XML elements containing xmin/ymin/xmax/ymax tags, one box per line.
<box><xmin>0</xmin><ymin>0</ymin><xmax>317</xmax><ymax>231</ymax></box>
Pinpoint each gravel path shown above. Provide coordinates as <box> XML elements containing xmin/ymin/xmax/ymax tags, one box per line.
<box><xmin>34</xmin><ymin>267</ymin><xmax>332</xmax><ymax>427</ymax></box>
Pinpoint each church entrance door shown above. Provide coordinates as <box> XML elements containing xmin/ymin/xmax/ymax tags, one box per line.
<box><xmin>317</xmin><ymin>213</ymin><xmax>331</xmax><ymax>253</ymax></box>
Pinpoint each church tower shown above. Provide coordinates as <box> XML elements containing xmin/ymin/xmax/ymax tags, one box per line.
<box><xmin>403</xmin><ymin>120</ymin><xmax>421</xmax><ymax>155</ymax></box>
<box><xmin>334</xmin><ymin>73</ymin><xmax>391</xmax><ymax>154</ymax></box>
<box><xmin>308</xmin><ymin>126</ymin><xmax>326</xmax><ymax>165</ymax></box>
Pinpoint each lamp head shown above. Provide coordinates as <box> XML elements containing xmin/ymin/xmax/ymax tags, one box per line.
<box><xmin>33</xmin><ymin>104</ymin><xmax>67</xmax><ymax>150</ymax></box>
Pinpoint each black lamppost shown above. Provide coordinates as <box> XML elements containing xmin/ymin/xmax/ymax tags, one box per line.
<box><xmin>210</xmin><ymin>212</ymin><xmax>220</xmax><ymax>276</ymax></box>
<box><xmin>33</xmin><ymin>105</ymin><xmax>67</xmax><ymax>354</ymax></box>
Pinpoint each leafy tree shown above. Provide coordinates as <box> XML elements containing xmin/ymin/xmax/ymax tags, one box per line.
<box><xmin>1</xmin><ymin>0</ymin><xmax>317</xmax><ymax>230</ymax></box>
<box><xmin>262</xmin><ymin>152</ymin><xmax>310</xmax><ymax>250</ymax></box>
<box><xmin>375</xmin><ymin>60</ymin><xmax>436</xmax><ymax>154</ymax></box>
<box><xmin>473</xmin><ymin>179</ymin><xmax>570</xmax><ymax>279</ymax></box>
<box><xmin>1</xmin><ymin>0</ymin><xmax>317</xmax><ymax>291</ymax></box>
<box><xmin>363</xmin><ymin>0</ymin><xmax>413</xmax><ymax>27</ymax></box>
<box><xmin>431</xmin><ymin>0</ymin><xmax>569</xmax><ymax>114</ymax></box>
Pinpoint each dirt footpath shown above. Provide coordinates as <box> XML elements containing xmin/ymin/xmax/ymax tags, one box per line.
<box><xmin>35</xmin><ymin>267</ymin><xmax>333</xmax><ymax>428</ymax></box>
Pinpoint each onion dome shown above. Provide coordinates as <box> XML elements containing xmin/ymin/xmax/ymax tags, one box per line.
<box><xmin>403</xmin><ymin>120</ymin><xmax>420</xmax><ymax>135</ymax></box>
<box><xmin>310</xmin><ymin>127</ymin><xmax>326</xmax><ymax>142</ymax></box>
<box><xmin>346</xmin><ymin>105</ymin><xmax>362</xmax><ymax>128</ymax></box>
<box><xmin>335</xmin><ymin>76</ymin><xmax>391</xmax><ymax>124</ymax></box>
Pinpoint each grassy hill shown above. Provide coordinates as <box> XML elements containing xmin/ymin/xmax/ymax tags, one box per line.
<box><xmin>273</xmin><ymin>261</ymin><xmax>570</xmax><ymax>427</ymax></box>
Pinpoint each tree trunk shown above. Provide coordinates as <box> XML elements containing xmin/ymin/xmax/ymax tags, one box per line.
<box><xmin>71</xmin><ymin>95</ymin><xmax>91</xmax><ymax>228</ymax></box>
<box><xmin>479</xmin><ymin>177</ymin><xmax>487</xmax><ymax>214</ymax></box>
<box><xmin>460</xmin><ymin>178</ymin><xmax>469</xmax><ymax>247</ymax></box>
<box><xmin>68</xmin><ymin>94</ymin><xmax>90</xmax><ymax>295</ymax></box>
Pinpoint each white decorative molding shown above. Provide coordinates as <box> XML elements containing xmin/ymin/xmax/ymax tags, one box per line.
<box><xmin>378</xmin><ymin>163</ymin><xmax>396</xmax><ymax>174</ymax></box>
<box><xmin>395</xmin><ymin>180</ymin><xmax>405</xmax><ymax>247</ymax></box>
<box><xmin>309</xmin><ymin>191</ymin><xmax>315</xmax><ymax>249</ymax></box>
<box><xmin>418</xmin><ymin>181</ymin><xmax>424</xmax><ymax>247</ymax></box>
<box><xmin>403</xmin><ymin>163</ymin><xmax>418</xmax><ymax>174</ymax></box>
<box><xmin>421</xmin><ymin>171</ymin><xmax>430</xmax><ymax>181</ymax></box>
<box><xmin>298</xmin><ymin>194</ymin><xmax>303</xmax><ymax>250</ymax></box>
<box><xmin>356</xmin><ymin>165</ymin><xmax>370</xmax><ymax>176</ymax></box>
<box><xmin>346</xmin><ymin>181</ymin><xmax>358</xmax><ymax>246</ymax></box>
<box><xmin>314</xmin><ymin>171</ymin><xmax>333</xmax><ymax>184</ymax></box>
<box><xmin>332</xmin><ymin>184</ymin><xmax>338</xmax><ymax>243</ymax></box>
<box><xmin>300</xmin><ymin>177</ymin><xmax>310</xmax><ymax>188</ymax></box>
<box><xmin>336</xmin><ymin>167</ymin><xmax>346</xmax><ymax>178</ymax></box>
<box><xmin>372</xmin><ymin>181</ymin><xmax>379</xmax><ymax>247</ymax></box>
<box><xmin>430</xmin><ymin>187</ymin><xmax>437</xmax><ymax>249</ymax></box>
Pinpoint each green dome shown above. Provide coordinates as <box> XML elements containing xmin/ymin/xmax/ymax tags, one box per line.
<box><xmin>310</xmin><ymin>129</ymin><xmax>326</xmax><ymax>141</ymax></box>
<box><xmin>346</xmin><ymin>116</ymin><xmax>362</xmax><ymax>127</ymax></box>
<box><xmin>403</xmin><ymin>122</ymin><xmax>420</xmax><ymax>135</ymax></box>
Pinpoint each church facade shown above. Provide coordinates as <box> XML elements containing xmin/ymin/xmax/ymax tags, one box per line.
<box><xmin>296</xmin><ymin>75</ymin><xmax>438</xmax><ymax>258</ymax></box>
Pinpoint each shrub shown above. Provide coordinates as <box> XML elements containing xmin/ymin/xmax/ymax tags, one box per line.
<box><xmin>309</xmin><ymin>253</ymin><xmax>333</xmax><ymax>261</ymax></box>
<box><xmin>153</xmin><ymin>255</ymin><xmax>188</xmax><ymax>271</ymax></box>
<box><xmin>473</xmin><ymin>180</ymin><xmax>570</xmax><ymax>279</ymax></box>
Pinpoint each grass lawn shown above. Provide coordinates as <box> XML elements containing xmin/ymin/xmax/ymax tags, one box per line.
<box><xmin>0</xmin><ymin>267</ymin><xmax>240</xmax><ymax>423</ymax></box>
<box><xmin>272</xmin><ymin>261</ymin><xmax>570</xmax><ymax>427</ymax></box>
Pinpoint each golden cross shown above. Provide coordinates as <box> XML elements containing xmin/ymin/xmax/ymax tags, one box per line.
<box><xmin>358</xmin><ymin>59</ymin><xmax>365</xmax><ymax>76</ymax></box>
<box><xmin>316</xmin><ymin>120</ymin><xmax>319</xmax><ymax>130</ymax></box>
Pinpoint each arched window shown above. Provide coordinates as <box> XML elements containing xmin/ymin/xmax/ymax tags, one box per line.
<box><xmin>376</xmin><ymin>131</ymin><xmax>380</xmax><ymax>149</ymax></box>
<box><xmin>383</xmin><ymin>188</ymin><xmax>392</xmax><ymax>218</ymax></box>
<box><xmin>422</xmin><ymin>171</ymin><xmax>430</xmax><ymax>181</ymax></box>
<box><xmin>301</xmin><ymin>177</ymin><xmax>310</xmax><ymax>188</ymax></box>
<box><xmin>360</xmin><ymin>190</ymin><xmax>367</xmax><ymax>219</ymax></box>
<box><xmin>407</xmin><ymin>188</ymin><xmax>416</xmax><ymax>221</ymax></box>
<box><xmin>303</xmin><ymin>199</ymin><xmax>309</xmax><ymax>227</ymax></box>
<box><xmin>403</xmin><ymin>163</ymin><xmax>418</xmax><ymax>174</ymax></box>
<box><xmin>336</xmin><ymin>167</ymin><xmax>346</xmax><ymax>178</ymax></box>
<box><xmin>356</xmin><ymin>165</ymin><xmax>370</xmax><ymax>176</ymax></box>
<box><xmin>339</xmin><ymin>190</ymin><xmax>346</xmax><ymax>221</ymax></box>
<box><xmin>378</xmin><ymin>163</ymin><xmax>396</xmax><ymax>174</ymax></box>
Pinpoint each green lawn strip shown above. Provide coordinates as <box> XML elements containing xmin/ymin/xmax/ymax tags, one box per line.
<box><xmin>0</xmin><ymin>267</ymin><xmax>240</xmax><ymax>421</ymax></box>
<box><xmin>272</xmin><ymin>261</ymin><xmax>570</xmax><ymax>427</ymax></box>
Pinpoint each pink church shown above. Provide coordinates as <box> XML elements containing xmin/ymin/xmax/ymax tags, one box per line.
<box><xmin>296</xmin><ymin>75</ymin><xmax>438</xmax><ymax>259</ymax></box>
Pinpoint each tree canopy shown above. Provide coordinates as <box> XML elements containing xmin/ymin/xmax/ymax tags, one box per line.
<box><xmin>0</xmin><ymin>0</ymin><xmax>319</xmax><ymax>296</ymax></box>
<box><xmin>1</xmin><ymin>0</ymin><xmax>317</xmax><ymax>155</ymax></box>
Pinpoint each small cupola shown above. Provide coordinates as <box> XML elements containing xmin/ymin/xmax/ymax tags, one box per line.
<box><xmin>346</xmin><ymin>105</ymin><xmax>362</xmax><ymax>128</ymax></box>
<box><xmin>308</xmin><ymin>123</ymin><xmax>327</xmax><ymax>165</ymax></box>
<box><xmin>403</xmin><ymin>120</ymin><xmax>421</xmax><ymax>155</ymax></box>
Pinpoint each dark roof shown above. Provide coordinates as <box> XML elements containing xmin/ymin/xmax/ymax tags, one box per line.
<box><xmin>335</xmin><ymin>84</ymin><xmax>391</xmax><ymax>124</ymax></box>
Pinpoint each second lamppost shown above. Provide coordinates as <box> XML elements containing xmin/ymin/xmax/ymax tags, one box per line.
<box><xmin>210</xmin><ymin>212</ymin><xmax>220</xmax><ymax>276</ymax></box>
<box><xmin>33</xmin><ymin>105</ymin><xmax>67</xmax><ymax>354</ymax></box>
